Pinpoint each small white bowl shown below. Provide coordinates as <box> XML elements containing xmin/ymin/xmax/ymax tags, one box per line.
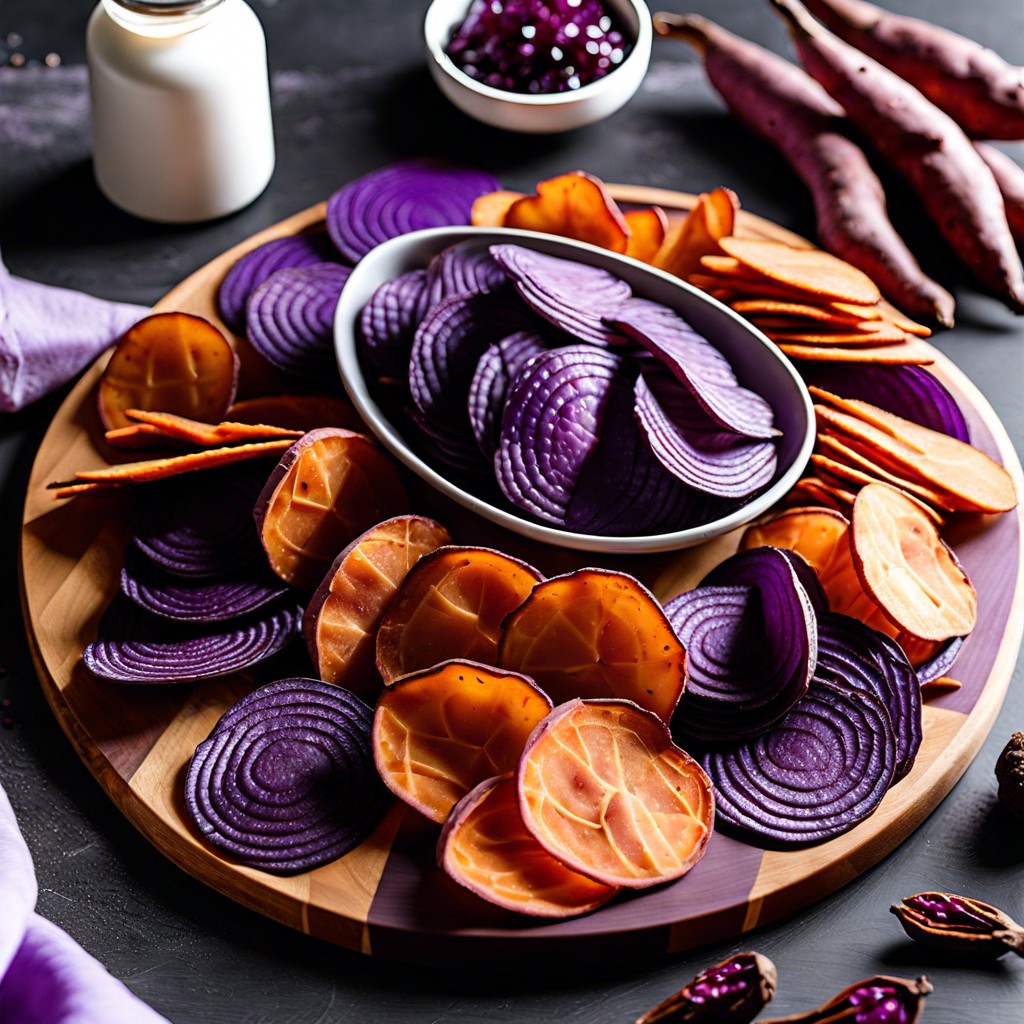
<box><xmin>423</xmin><ymin>0</ymin><xmax>653</xmax><ymax>133</ymax></box>
<box><xmin>334</xmin><ymin>227</ymin><xmax>815</xmax><ymax>555</ymax></box>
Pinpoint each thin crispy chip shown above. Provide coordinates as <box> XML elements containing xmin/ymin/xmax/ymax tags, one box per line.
<box><xmin>503</xmin><ymin>171</ymin><xmax>630</xmax><ymax>253</ymax></box>
<box><xmin>653</xmin><ymin>188</ymin><xmax>738</xmax><ymax>281</ymax></box>
<box><xmin>765</xmin><ymin>323</ymin><xmax>909</xmax><ymax>346</ymax></box>
<box><xmin>779</xmin><ymin>338</ymin><xmax>935</xmax><ymax>365</ymax></box>
<box><xmin>114</xmin><ymin>409</ymin><xmax>303</xmax><ymax>446</ymax></box>
<box><xmin>51</xmin><ymin>439</ymin><xmax>293</xmax><ymax>494</ymax></box>
<box><xmin>624</xmin><ymin>207</ymin><xmax>669</xmax><ymax>263</ymax></box>
<box><xmin>471</xmin><ymin>189</ymin><xmax>525</xmax><ymax>227</ymax></box>
<box><xmin>733</xmin><ymin>299</ymin><xmax>867</xmax><ymax>322</ymax></box>
<box><xmin>718</xmin><ymin>237</ymin><xmax>882</xmax><ymax>305</ymax></box>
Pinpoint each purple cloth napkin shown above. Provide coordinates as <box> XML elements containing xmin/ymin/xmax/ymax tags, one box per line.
<box><xmin>0</xmin><ymin>254</ymin><xmax>147</xmax><ymax>413</ymax></box>
<box><xmin>0</xmin><ymin>787</ymin><xmax>170</xmax><ymax>1023</ymax></box>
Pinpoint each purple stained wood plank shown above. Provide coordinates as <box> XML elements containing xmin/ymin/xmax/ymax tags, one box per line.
<box><xmin>365</xmin><ymin>807</ymin><xmax>763</xmax><ymax>967</ymax></box>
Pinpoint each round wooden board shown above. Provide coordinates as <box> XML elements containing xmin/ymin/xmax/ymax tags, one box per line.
<box><xmin>19</xmin><ymin>190</ymin><xmax>1024</xmax><ymax>968</ymax></box>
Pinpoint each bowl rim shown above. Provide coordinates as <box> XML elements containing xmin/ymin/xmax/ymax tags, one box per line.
<box><xmin>334</xmin><ymin>225</ymin><xmax>816</xmax><ymax>555</ymax></box>
<box><xmin>423</xmin><ymin>0</ymin><xmax>653</xmax><ymax>108</ymax></box>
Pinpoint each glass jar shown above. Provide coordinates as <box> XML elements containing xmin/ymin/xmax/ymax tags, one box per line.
<box><xmin>86</xmin><ymin>0</ymin><xmax>276</xmax><ymax>223</ymax></box>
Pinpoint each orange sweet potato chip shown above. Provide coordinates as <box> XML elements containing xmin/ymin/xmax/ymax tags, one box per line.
<box><xmin>438</xmin><ymin>773</ymin><xmax>620</xmax><ymax>918</ymax></box>
<box><xmin>652</xmin><ymin>187</ymin><xmax>739</xmax><ymax>281</ymax></box>
<box><xmin>811</xmin><ymin>389</ymin><xmax>1017</xmax><ymax>513</ymax></box>
<box><xmin>779</xmin><ymin>338</ymin><xmax>935</xmax><ymax>365</ymax></box>
<box><xmin>373</xmin><ymin>659</ymin><xmax>553</xmax><ymax>823</ymax></box>
<box><xmin>851</xmin><ymin>483</ymin><xmax>977</xmax><ymax>642</ymax></box>
<box><xmin>502</xmin><ymin>171</ymin><xmax>630</xmax><ymax>253</ymax></box>
<box><xmin>517</xmin><ymin>699</ymin><xmax>714</xmax><ymax>889</ymax></box>
<box><xmin>718</xmin><ymin>237</ymin><xmax>882</xmax><ymax>305</ymax></box>
<box><xmin>497</xmin><ymin>568</ymin><xmax>686</xmax><ymax>723</ymax></box>
<box><xmin>471</xmin><ymin>189</ymin><xmax>525</xmax><ymax>227</ymax></box>
<box><xmin>624</xmin><ymin>206</ymin><xmax>669</xmax><ymax>263</ymax></box>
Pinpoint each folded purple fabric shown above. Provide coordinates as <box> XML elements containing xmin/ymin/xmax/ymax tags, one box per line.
<box><xmin>0</xmin><ymin>255</ymin><xmax>148</xmax><ymax>413</ymax></box>
<box><xmin>0</xmin><ymin>788</ymin><xmax>170</xmax><ymax>1023</ymax></box>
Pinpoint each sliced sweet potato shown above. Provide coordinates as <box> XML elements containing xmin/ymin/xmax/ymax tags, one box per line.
<box><xmin>502</xmin><ymin>171</ymin><xmax>630</xmax><ymax>253</ymax></box>
<box><xmin>785</xmin><ymin>478</ymin><xmax>854</xmax><ymax>513</ymax></box>
<box><xmin>851</xmin><ymin>482</ymin><xmax>977</xmax><ymax>642</ymax></box>
<box><xmin>302</xmin><ymin>514</ymin><xmax>451</xmax><ymax>695</ymax></box>
<box><xmin>106</xmin><ymin>409</ymin><xmax>304</xmax><ymax>449</ymax></box>
<box><xmin>254</xmin><ymin>427</ymin><xmax>408</xmax><ymax>589</ymax></box>
<box><xmin>49</xmin><ymin>439</ymin><xmax>294</xmax><ymax>498</ymax></box>
<box><xmin>812</xmin><ymin>388</ymin><xmax>1017</xmax><ymax>513</ymax></box>
<box><xmin>624</xmin><ymin>206</ymin><xmax>670</xmax><ymax>263</ymax></box>
<box><xmin>718</xmin><ymin>237</ymin><xmax>881</xmax><ymax>304</ymax></box>
<box><xmin>517</xmin><ymin>699</ymin><xmax>714</xmax><ymax>888</ymax></box>
<box><xmin>96</xmin><ymin>311</ymin><xmax>239</xmax><ymax>431</ymax></box>
<box><xmin>437</xmin><ymin>774</ymin><xmax>620</xmax><ymax>918</ymax></box>
<box><xmin>375</xmin><ymin>546</ymin><xmax>543</xmax><ymax>684</ymax></box>
<box><xmin>653</xmin><ymin>188</ymin><xmax>739</xmax><ymax>282</ymax></box>
<box><xmin>471</xmin><ymin>189</ymin><xmax>526</xmax><ymax>227</ymax></box>
<box><xmin>497</xmin><ymin>568</ymin><xmax>686</xmax><ymax>723</ymax></box>
<box><xmin>780</xmin><ymin>338</ymin><xmax>935</xmax><ymax>365</ymax></box>
<box><xmin>226</xmin><ymin>393</ymin><xmax>365</xmax><ymax>432</ymax></box>
<box><xmin>372</xmin><ymin>660</ymin><xmax>553</xmax><ymax>823</ymax></box>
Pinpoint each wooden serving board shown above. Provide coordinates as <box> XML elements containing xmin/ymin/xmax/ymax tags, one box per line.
<box><xmin>19</xmin><ymin>190</ymin><xmax>1024</xmax><ymax>968</ymax></box>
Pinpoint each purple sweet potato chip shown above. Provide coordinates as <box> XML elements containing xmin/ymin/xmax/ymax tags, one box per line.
<box><xmin>184</xmin><ymin>677</ymin><xmax>389</xmax><ymax>873</ymax></box>
<box><xmin>217</xmin><ymin>231</ymin><xmax>344</xmax><ymax>336</ymax></box>
<box><xmin>408</xmin><ymin>289</ymin><xmax>542</xmax><ymax>430</ymax></box>
<box><xmin>495</xmin><ymin>345</ymin><xmax>621</xmax><ymax>524</ymax></box>
<box><xmin>82</xmin><ymin>593</ymin><xmax>303</xmax><ymax>684</ymax></box>
<box><xmin>489</xmin><ymin>244</ymin><xmax>633</xmax><ymax>347</ymax></box>
<box><xmin>325</xmin><ymin>159</ymin><xmax>501</xmax><ymax>263</ymax></box>
<box><xmin>425</xmin><ymin>244</ymin><xmax>510</xmax><ymax>306</ymax></box>
<box><xmin>609</xmin><ymin>297</ymin><xmax>778</xmax><ymax>439</ymax></box>
<box><xmin>130</xmin><ymin>463</ymin><xmax>268</xmax><ymax>578</ymax></box>
<box><xmin>120</xmin><ymin>548</ymin><xmax>291</xmax><ymax>623</ymax></box>
<box><xmin>359</xmin><ymin>268</ymin><xmax>431</xmax><ymax>377</ymax></box>
<box><xmin>467</xmin><ymin>330</ymin><xmax>547</xmax><ymax>459</ymax></box>
<box><xmin>634</xmin><ymin>365</ymin><xmax>778</xmax><ymax>498</ymax></box>
<box><xmin>246</xmin><ymin>262</ymin><xmax>352</xmax><ymax>381</ymax></box>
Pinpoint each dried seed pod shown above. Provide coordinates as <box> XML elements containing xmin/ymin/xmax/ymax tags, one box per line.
<box><xmin>891</xmin><ymin>891</ymin><xmax>1024</xmax><ymax>959</ymax></box>
<box><xmin>995</xmin><ymin>731</ymin><xmax>1024</xmax><ymax>818</ymax></box>
<box><xmin>759</xmin><ymin>975</ymin><xmax>932</xmax><ymax>1024</ymax></box>
<box><xmin>635</xmin><ymin>951</ymin><xmax>777</xmax><ymax>1023</ymax></box>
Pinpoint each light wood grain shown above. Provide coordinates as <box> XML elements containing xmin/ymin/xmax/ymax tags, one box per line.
<box><xmin>19</xmin><ymin>190</ymin><xmax>1024</xmax><ymax>965</ymax></box>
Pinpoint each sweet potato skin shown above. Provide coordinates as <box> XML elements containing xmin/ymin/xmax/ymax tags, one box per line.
<box><xmin>771</xmin><ymin>0</ymin><xmax>1024</xmax><ymax>312</ymax></box>
<box><xmin>653</xmin><ymin>13</ymin><xmax>955</xmax><ymax>326</ymax></box>
<box><xmin>801</xmin><ymin>0</ymin><xmax>1024</xmax><ymax>140</ymax></box>
<box><xmin>975</xmin><ymin>142</ymin><xmax>1024</xmax><ymax>248</ymax></box>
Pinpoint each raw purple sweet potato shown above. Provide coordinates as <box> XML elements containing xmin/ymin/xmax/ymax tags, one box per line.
<box><xmin>184</xmin><ymin>677</ymin><xmax>389</xmax><ymax>873</ymax></box>
<box><xmin>254</xmin><ymin>428</ymin><xmax>409</xmax><ymax>590</ymax></box>
<box><xmin>425</xmin><ymin>243</ymin><xmax>510</xmax><ymax>305</ymax></box>
<box><xmin>359</xmin><ymin>268</ymin><xmax>431</xmax><ymax>378</ymax></box>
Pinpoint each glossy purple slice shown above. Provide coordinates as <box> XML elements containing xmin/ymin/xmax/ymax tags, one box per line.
<box><xmin>359</xmin><ymin>268</ymin><xmax>431</xmax><ymax>377</ymax></box>
<box><xmin>425</xmin><ymin>243</ymin><xmax>510</xmax><ymax>306</ymax></box>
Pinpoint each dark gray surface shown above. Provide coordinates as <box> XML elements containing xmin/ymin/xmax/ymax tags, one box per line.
<box><xmin>1</xmin><ymin>1</ymin><xmax>1023</xmax><ymax>1021</ymax></box>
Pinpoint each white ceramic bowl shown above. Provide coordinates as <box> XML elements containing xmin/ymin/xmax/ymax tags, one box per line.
<box><xmin>334</xmin><ymin>227</ymin><xmax>815</xmax><ymax>555</ymax></box>
<box><xmin>423</xmin><ymin>0</ymin><xmax>653</xmax><ymax>133</ymax></box>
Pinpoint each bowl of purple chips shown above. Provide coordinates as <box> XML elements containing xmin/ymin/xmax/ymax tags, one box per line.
<box><xmin>424</xmin><ymin>0</ymin><xmax>653</xmax><ymax>133</ymax></box>
<box><xmin>334</xmin><ymin>226</ymin><xmax>815</xmax><ymax>555</ymax></box>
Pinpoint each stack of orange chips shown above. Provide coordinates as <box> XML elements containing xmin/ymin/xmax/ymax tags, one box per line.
<box><xmin>689</xmin><ymin>237</ymin><xmax>935</xmax><ymax>364</ymax></box>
